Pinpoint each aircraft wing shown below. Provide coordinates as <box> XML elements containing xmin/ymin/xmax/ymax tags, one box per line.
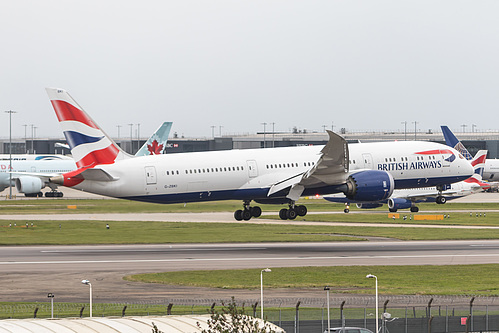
<box><xmin>268</xmin><ymin>130</ymin><xmax>349</xmax><ymax>201</ymax></box>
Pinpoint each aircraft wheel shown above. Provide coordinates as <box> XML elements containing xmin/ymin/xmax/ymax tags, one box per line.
<box><xmin>287</xmin><ymin>208</ymin><xmax>297</xmax><ymax>220</ymax></box>
<box><xmin>57</xmin><ymin>192</ymin><xmax>64</xmax><ymax>197</ymax></box>
<box><xmin>389</xmin><ymin>208</ymin><xmax>397</xmax><ymax>213</ymax></box>
<box><xmin>410</xmin><ymin>206</ymin><xmax>419</xmax><ymax>213</ymax></box>
<box><xmin>37</xmin><ymin>192</ymin><xmax>43</xmax><ymax>197</ymax></box>
<box><xmin>242</xmin><ymin>209</ymin><xmax>252</xmax><ymax>221</ymax></box>
<box><xmin>45</xmin><ymin>192</ymin><xmax>53</xmax><ymax>198</ymax></box>
<box><xmin>296</xmin><ymin>205</ymin><xmax>307</xmax><ymax>217</ymax></box>
<box><xmin>234</xmin><ymin>210</ymin><xmax>243</xmax><ymax>221</ymax></box>
<box><xmin>279</xmin><ymin>208</ymin><xmax>288</xmax><ymax>220</ymax></box>
<box><xmin>344</xmin><ymin>208</ymin><xmax>350</xmax><ymax>213</ymax></box>
<box><xmin>436</xmin><ymin>196</ymin><xmax>446</xmax><ymax>205</ymax></box>
<box><xmin>250</xmin><ymin>206</ymin><xmax>262</xmax><ymax>218</ymax></box>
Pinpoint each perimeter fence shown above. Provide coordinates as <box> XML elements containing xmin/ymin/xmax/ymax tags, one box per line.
<box><xmin>2</xmin><ymin>295</ymin><xmax>499</xmax><ymax>332</ymax></box>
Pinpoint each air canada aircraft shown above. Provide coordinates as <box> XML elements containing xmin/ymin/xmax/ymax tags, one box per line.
<box><xmin>0</xmin><ymin>122</ymin><xmax>172</xmax><ymax>197</ymax></box>
<box><xmin>45</xmin><ymin>88</ymin><xmax>473</xmax><ymax>220</ymax></box>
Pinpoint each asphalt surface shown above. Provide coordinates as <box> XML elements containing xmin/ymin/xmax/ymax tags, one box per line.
<box><xmin>1</xmin><ymin>189</ymin><xmax>498</xmax><ymax>306</ymax></box>
<box><xmin>2</xmin><ymin>240</ymin><xmax>499</xmax><ymax>305</ymax></box>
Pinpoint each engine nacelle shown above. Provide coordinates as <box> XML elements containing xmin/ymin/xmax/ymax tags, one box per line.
<box><xmin>344</xmin><ymin>170</ymin><xmax>394</xmax><ymax>202</ymax></box>
<box><xmin>15</xmin><ymin>176</ymin><xmax>44</xmax><ymax>194</ymax></box>
<box><xmin>388</xmin><ymin>198</ymin><xmax>412</xmax><ymax>210</ymax></box>
<box><xmin>356</xmin><ymin>202</ymin><xmax>383</xmax><ymax>209</ymax></box>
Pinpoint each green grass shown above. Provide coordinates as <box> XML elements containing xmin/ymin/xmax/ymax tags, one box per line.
<box><xmin>3</xmin><ymin>219</ymin><xmax>499</xmax><ymax>245</ymax></box>
<box><xmin>0</xmin><ymin>198</ymin><xmax>498</xmax><ymax>215</ymax></box>
<box><xmin>125</xmin><ymin>264</ymin><xmax>499</xmax><ymax>296</ymax></box>
<box><xmin>288</xmin><ymin>212</ymin><xmax>499</xmax><ymax>226</ymax></box>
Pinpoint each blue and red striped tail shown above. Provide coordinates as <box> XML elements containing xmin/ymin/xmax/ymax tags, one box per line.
<box><xmin>46</xmin><ymin>88</ymin><xmax>129</xmax><ymax>169</ymax></box>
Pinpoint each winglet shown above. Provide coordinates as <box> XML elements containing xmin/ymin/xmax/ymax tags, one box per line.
<box><xmin>46</xmin><ymin>88</ymin><xmax>131</xmax><ymax>169</ymax></box>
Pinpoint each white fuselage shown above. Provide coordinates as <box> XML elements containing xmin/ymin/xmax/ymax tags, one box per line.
<box><xmin>390</xmin><ymin>179</ymin><xmax>483</xmax><ymax>202</ymax></box>
<box><xmin>483</xmin><ymin>159</ymin><xmax>499</xmax><ymax>181</ymax></box>
<box><xmin>0</xmin><ymin>160</ymin><xmax>76</xmax><ymax>191</ymax></box>
<box><xmin>68</xmin><ymin>141</ymin><xmax>473</xmax><ymax>203</ymax></box>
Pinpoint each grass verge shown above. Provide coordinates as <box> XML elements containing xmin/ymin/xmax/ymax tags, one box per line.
<box><xmin>2</xmin><ymin>219</ymin><xmax>499</xmax><ymax>245</ymax></box>
<box><xmin>125</xmin><ymin>264</ymin><xmax>499</xmax><ymax>296</ymax></box>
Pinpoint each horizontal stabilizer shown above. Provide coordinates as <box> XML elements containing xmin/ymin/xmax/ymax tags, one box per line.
<box><xmin>79</xmin><ymin>168</ymin><xmax>119</xmax><ymax>181</ymax></box>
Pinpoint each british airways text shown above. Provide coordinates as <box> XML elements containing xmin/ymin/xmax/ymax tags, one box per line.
<box><xmin>377</xmin><ymin>160</ymin><xmax>442</xmax><ymax>171</ymax></box>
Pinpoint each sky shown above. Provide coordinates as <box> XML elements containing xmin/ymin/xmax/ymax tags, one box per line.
<box><xmin>1</xmin><ymin>1</ymin><xmax>499</xmax><ymax>139</ymax></box>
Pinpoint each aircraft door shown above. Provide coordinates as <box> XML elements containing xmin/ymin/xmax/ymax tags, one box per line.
<box><xmin>247</xmin><ymin>160</ymin><xmax>258</xmax><ymax>178</ymax></box>
<box><xmin>145</xmin><ymin>166</ymin><xmax>157</xmax><ymax>185</ymax></box>
<box><xmin>362</xmin><ymin>153</ymin><xmax>373</xmax><ymax>169</ymax></box>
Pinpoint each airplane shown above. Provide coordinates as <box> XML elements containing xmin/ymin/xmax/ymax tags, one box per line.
<box><xmin>441</xmin><ymin>125</ymin><xmax>499</xmax><ymax>181</ymax></box>
<box><xmin>0</xmin><ymin>154</ymin><xmax>73</xmax><ymax>161</ymax></box>
<box><xmin>324</xmin><ymin>150</ymin><xmax>489</xmax><ymax>212</ymax></box>
<box><xmin>44</xmin><ymin>88</ymin><xmax>473</xmax><ymax>220</ymax></box>
<box><xmin>0</xmin><ymin>122</ymin><xmax>172</xmax><ymax>197</ymax></box>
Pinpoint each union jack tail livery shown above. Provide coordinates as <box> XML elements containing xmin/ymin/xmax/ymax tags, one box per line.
<box><xmin>471</xmin><ymin>150</ymin><xmax>488</xmax><ymax>177</ymax></box>
<box><xmin>46</xmin><ymin>88</ymin><xmax>130</xmax><ymax>169</ymax></box>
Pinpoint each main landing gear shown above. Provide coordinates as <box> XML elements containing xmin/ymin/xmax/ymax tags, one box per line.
<box><xmin>233</xmin><ymin>201</ymin><xmax>308</xmax><ymax>221</ymax></box>
<box><xmin>435</xmin><ymin>185</ymin><xmax>447</xmax><ymax>205</ymax></box>
<box><xmin>234</xmin><ymin>200</ymin><xmax>262</xmax><ymax>221</ymax></box>
<box><xmin>278</xmin><ymin>203</ymin><xmax>307</xmax><ymax>220</ymax></box>
<box><xmin>45</xmin><ymin>190</ymin><xmax>64</xmax><ymax>198</ymax></box>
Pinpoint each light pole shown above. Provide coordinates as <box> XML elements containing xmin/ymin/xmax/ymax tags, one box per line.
<box><xmin>5</xmin><ymin>110</ymin><xmax>16</xmax><ymax>199</ymax></box>
<box><xmin>128</xmin><ymin>123</ymin><xmax>133</xmax><ymax>153</ymax></box>
<box><xmin>412</xmin><ymin>121</ymin><xmax>418</xmax><ymax>140</ymax></box>
<box><xmin>260</xmin><ymin>268</ymin><xmax>271</xmax><ymax>319</ymax></box>
<box><xmin>271</xmin><ymin>122</ymin><xmax>275</xmax><ymax>148</ymax></box>
<box><xmin>81</xmin><ymin>279</ymin><xmax>92</xmax><ymax>317</ymax></box>
<box><xmin>324</xmin><ymin>286</ymin><xmax>330</xmax><ymax>332</ymax></box>
<box><xmin>30</xmin><ymin>124</ymin><xmax>34</xmax><ymax>153</ymax></box>
<box><xmin>261</xmin><ymin>123</ymin><xmax>267</xmax><ymax>148</ymax></box>
<box><xmin>137</xmin><ymin>123</ymin><xmax>141</xmax><ymax>149</ymax></box>
<box><xmin>366</xmin><ymin>274</ymin><xmax>378</xmax><ymax>333</ymax></box>
<box><xmin>23</xmin><ymin>124</ymin><xmax>27</xmax><ymax>153</ymax></box>
<box><xmin>47</xmin><ymin>293</ymin><xmax>55</xmax><ymax>318</ymax></box>
<box><xmin>401</xmin><ymin>121</ymin><xmax>407</xmax><ymax>141</ymax></box>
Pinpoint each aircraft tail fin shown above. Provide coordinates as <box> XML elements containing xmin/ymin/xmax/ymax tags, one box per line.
<box><xmin>441</xmin><ymin>126</ymin><xmax>472</xmax><ymax>160</ymax></box>
<box><xmin>135</xmin><ymin>122</ymin><xmax>172</xmax><ymax>157</ymax></box>
<box><xmin>46</xmin><ymin>88</ymin><xmax>131</xmax><ymax>169</ymax></box>
<box><xmin>464</xmin><ymin>173</ymin><xmax>491</xmax><ymax>190</ymax></box>
<box><xmin>471</xmin><ymin>150</ymin><xmax>488</xmax><ymax>177</ymax></box>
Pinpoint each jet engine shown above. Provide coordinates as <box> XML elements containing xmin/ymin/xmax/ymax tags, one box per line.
<box><xmin>356</xmin><ymin>202</ymin><xmax>383</xmax><ymax>209</ymax></box>
<box><xmin>343</xmin><ymin>170</ymin><xmax>394</xmax><ymax>202</ymax></box>
<box><xmin>388</xmin><ymin>198</ymin><xmax>412</xmax><ymax>210</ymax></box>
<box><xmin>15</xmin><ymin>176</ymin><xmax>44</xmax><ymax>194</ymax></box>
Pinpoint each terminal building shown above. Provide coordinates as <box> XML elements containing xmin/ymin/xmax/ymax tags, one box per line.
<box><xmin>1</xmin><ymin>130</ymin><xmax>499</xmax><ymax>158</ymax></box>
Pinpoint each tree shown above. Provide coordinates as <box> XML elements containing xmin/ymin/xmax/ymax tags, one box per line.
<box><xmin>198</xmin><ymin>297</ymin><xmax>277</xmax><ymax>333</ymax></box>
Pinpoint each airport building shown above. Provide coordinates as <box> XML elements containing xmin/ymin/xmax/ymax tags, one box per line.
<box><xmin>1</xmin><ymin>130</ymin><xmax>499</xmax><ymax>158</ymax></box>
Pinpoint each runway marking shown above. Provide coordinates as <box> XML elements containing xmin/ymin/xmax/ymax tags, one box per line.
<box><xmin>40</xmin><ymin>247</ymin><xmax>264</xmax><ymax>253</ymax></box>
<box><xmin>2</xmin><ymin>253</ymin><xmax>499</xmax><ymax>265</ymax></box>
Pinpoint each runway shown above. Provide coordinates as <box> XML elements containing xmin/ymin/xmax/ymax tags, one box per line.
<box><xmin>1</xmin><ymin>190</ymin><xmax>499</xmax><ymax>304</ymax></box>
<box><xmin>2</xmin><ymin>240</ymin><xmax>499</xmax><ymax>303</ymax></box>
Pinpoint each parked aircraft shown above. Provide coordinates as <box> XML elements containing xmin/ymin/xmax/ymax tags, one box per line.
<box><xmin>441</xmin><ymin>125</ymin><xmax>499</xmax><ymax>181</ymax></box>
<box><xmin>0</xmin><ymin>122</ymin><xmax>172</xmax><ymax>197</ymax></box>
<box><xmin>0</xmin><ymin>154</ymin><xmax>72</xmax><ymax>161</ymax></box>
<box><xmin>45</xmin><ymin>88</ymin><xmax>473</xmax><ymax>220</ymax></box>
<box><xmin>324</xmin><ymin>150</ymin><xmax>488</xmax><ymax>212</ymax></box>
